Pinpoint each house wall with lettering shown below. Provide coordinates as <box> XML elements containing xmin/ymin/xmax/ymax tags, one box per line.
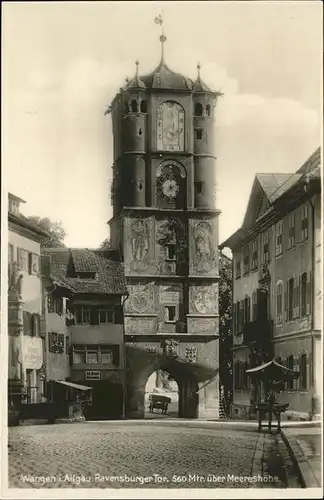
<box><xmin>46</xmin><ymin>297</ymin><xmax>71</xmax><ymax>382</ymax></box>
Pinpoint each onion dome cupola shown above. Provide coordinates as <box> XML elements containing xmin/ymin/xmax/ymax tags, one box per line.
<box><xmin>192</xmin><ymin>62</ymin><xmax>212</xmax><ymax>93</ymax></box>
<box><xmin>139</xmin><ymin>25</ymin><xmax>193</xmax><ymax>91</ymax></box>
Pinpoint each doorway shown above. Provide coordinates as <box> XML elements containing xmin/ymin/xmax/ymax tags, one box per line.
<box><xmin>144</xmin><ymin>369</ymin><xmax>179</xmax><ymax>419</ymax></box>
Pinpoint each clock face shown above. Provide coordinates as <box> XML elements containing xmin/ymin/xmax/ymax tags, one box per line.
<box><xmin>157</xmin><ymin>169</ymin><xmax>180</xmax><ymax>205</ymax></box>
<box><xmin>157</xmin><ymin>101</ymin><xmax>184</xmax><ymax>151</ymax></box>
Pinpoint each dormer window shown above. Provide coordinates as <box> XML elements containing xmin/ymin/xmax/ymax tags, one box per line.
<box><xmin>131</xmin><ymin>99</ymin><xmax>138</xmax><ymax>113</ymax></box>
<box><xmin>9</xmin><ymin>200</ymin><xmax>19</xmax><ymax>215</ymax></box>
<box><xmin>194</xmin><ymin>103</ymin><xmax>203</xmax><ymax>116</ymax></box>
<box><xmin>77</xmin><ymin>272</ymin><xmax>97</xmax><ymax>280</ymax></box>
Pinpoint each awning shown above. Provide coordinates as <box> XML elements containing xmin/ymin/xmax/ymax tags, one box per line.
<box><xmin>55</xmin><ymin>380</ymin><xmax>92</xmax><ymax>391</ymax></box>
<box><xmin>246</xmin><ymin>359</ymin><xmax>299</xmax><ymax>382</ymax></box>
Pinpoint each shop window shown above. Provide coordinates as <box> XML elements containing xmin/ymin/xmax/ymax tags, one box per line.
<box><xmin>194</xmin><ymin>102</ymin><xmax>203</xmax><ymax>116</ymax></box>
<box><xmin>86</xmin><ymin>350</ymin><xmax>99</xmax><ymax>364</ymax></box>
<box><xmin>73</xmin><ymin>348</ymin><xmax>85</xmax><ymax>364</ymax></box>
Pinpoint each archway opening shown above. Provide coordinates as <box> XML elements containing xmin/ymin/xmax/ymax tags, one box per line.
<box><xmin>144</xmin><ymin>369</ymin><xmax>179</xmax><ymax>419</ymax></box>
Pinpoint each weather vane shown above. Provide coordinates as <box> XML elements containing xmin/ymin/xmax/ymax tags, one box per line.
<box><xmin>154</xmin><ymin>10</ymin><xmax>166</xmax><ymax>61</ymax></box>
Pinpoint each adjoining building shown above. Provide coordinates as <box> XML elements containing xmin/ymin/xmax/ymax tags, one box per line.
<box><xmin>220</xmin><ymin>147</ymin><xmax>321</xmax><ymax>421</ymax></box>
<box><xmin>107</xmin><ymin>29</ymin><xmax>221</xmax><ymax>418</ymax></box>
<box><xmin>8</xmin><ymin>193</ymin><xmax>49</xmax><ymax>405</ymax></box>
<box><xmin>43</xmin><ymin>248</ymin><xmax>128</xmax><ymax>419</ymax></box>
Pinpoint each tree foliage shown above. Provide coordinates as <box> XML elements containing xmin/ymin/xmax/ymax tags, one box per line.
<box><xmin>99</xmin><ymin>238</ymin><xmax>112</xmax><ymax>250</ymax></box>
<box><xmin>218</xmin><ymin>252</ymin><xmax>233</xmax><ymax>404</ymax></box>
<box><xmin>27</xmin><ymin>216</ymin><xmax>66</xmax><ymax>248</ymax></box>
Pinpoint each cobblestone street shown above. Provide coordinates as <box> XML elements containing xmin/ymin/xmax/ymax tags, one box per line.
<box><xmin>8</xmin><ymin>422</ymin><xmax>300</xmax><ymax>489</ymax></box>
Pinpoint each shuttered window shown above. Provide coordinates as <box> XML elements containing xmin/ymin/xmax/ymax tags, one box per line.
<box><xmin>288</xmin><ymin>212</ymin><xmax>296</xmax><ymax>249</ymax></box>
<box><xmin>299</xmin><ymin>354</ymin><xmax>308</xmax><ymax>390</ymax></box>
<box><xmin>276</xmin><ymin>281</ymin><xmax>284</xmax><ymax>324</ymax></box>
<box><xmin>301</xmin><ymin>205</ymin><xmax>309</xmax><ymax>241</ymax></box>
<box><xmin>301</xmin><ymin>272</ymin><xmax>307</xmax><ymax>316</ymax></box>
<box><xmin>275</xmin><ymin>221</ymin><xmax>283</xmax><ymax>256</ymax></box>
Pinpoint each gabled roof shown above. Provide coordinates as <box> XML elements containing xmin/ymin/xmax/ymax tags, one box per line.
<box><xmin>220</xmin><ymin>147</ymin><xmax>321</xmax><ymax>250</ymax></box>
<box><xmin>42</xmin><ymin>248</ymin><xmax>127</xmax><ymax>295</ymax></box>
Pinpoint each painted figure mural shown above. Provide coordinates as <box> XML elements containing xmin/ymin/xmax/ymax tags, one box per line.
<box><xmin>194</xmin><ymin>221</ymin><xmax>215</xmax><ymax>273</ymax></box>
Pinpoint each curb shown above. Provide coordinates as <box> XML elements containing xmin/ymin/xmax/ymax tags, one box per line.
<box><xmin>280</xmin><ymin>429</ymin><xmax>320</xmax><ymax>488</ymax></box>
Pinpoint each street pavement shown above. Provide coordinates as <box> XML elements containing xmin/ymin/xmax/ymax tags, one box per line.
<box><xmin>282</xmin><ymin>426</ymin><xmax>322</xmax><ymax>488</ymax></box>
<box><xmin>8</xmin><ymin>421</ymin><xmax>301</xmax><ymax>490</ymax></box>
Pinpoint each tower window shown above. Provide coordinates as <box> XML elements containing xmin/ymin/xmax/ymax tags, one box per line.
<box><xmin>206</xmin><ymin>104</ymin><xmax>211</xmax><ymax>116</ymax></box>
<box><xmin>195</xmin><ymin>129</ymin><xmax>203</xmax><ymax>140</ymax></box>
<box><xmin>140</xmin><ymin>100</ymin><xmax>147</xmax><ymax>113</ymax></box>
<box><xmin>165</xmin><ymin>305</ymin><xmax>177</xmax><ymax>323</ymax></box>
<box><xmin>195</xmin><ymin>181</ymin><xmax>204</xmax><ymax>195</ymax></box>
<box><xmin>131</xmin><ymin>99</ymin><xmax>138</xmax><ymax>113</ymax></box>
<box><xmin>194</xmin><ymin>103</ymin><xmax>203</xmax><ymax>116</ymax></box>
<box><xmin>166</xmin><ymin>244</ymin><xmax>176</xmax><ymax>260</ymax></box>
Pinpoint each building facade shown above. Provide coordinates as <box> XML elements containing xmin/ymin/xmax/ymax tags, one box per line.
<box><xmin>220</xmin><ymin>148</ymin><xmax>321</xmax><ymax>421</ymax></box>
<box><xmin>43</xmin><ymin>248</ymin><xmax>128</xmax><ymax>419</ymax></box>
<box><xmin>107</xmin><ymin>36</ymin><xmax>221</xmax><ymax>418</ymax></box>
<box><xmin>8</xmin><ymin>193</ymin><xmax>49</xmax><ymax>404</ymax></box>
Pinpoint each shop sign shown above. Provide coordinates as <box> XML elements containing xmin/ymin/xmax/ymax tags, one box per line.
<box><xmin>85</xmin><ymin>370</ymin><xmax>100</xmax><ymax>380</ymax></box>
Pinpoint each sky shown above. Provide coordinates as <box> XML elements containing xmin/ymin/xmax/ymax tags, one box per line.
<box><xmin>2</xmin><ymin>1</ymin><xmax>322</xmax><ymax>248</ymax></box>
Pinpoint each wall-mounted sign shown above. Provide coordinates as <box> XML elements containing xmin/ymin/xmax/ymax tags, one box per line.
<box><xmin>85</xmin><ymin>370</ymin><xmax>100</xmax><ymax>380</ymax></box>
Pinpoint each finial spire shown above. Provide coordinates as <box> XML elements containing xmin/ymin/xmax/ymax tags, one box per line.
<box><xmin>135</xmin><ymin>59</ymin><xmax>139</xmax><ymax>75</ymax></box>
<box><xmin>197</xmin><ymin>62</ymin><xmax>201</xmax><ymax>79</ymax></box>
<box><xmin>154</xmin><ymin>10</ymin><xmax>166</xmax><ymax>63</ymax></box>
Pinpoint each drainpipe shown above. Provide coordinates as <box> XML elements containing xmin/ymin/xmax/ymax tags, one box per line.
<box><xmin>121</xmin><ymin>292</ymin><xmax>130</xmax><ymax>419</ymax></box>
<box><xmin>304</xmin><ymin>178</ymin><xmax>316</xmax><ymax>419</ymax></box>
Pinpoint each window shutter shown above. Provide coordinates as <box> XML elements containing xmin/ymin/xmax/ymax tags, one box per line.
<box><xmin>295</xmin><ymin>278</ymin><xmax>300</xmax><ymax>318</ymax></box>
<box><xmin>112</xmin><ymin>346</ymin><xmax>120</xmax><ymax>366</ymax></box>
<box><xmin>240</xmin><ymin>301</ymin><xmax>244</xmax><ymax>332</ymax></box>
<box><xmin>90</xmin><ymin>307</ymin><xmax>99</xmax><ymax>326</ymax></box>
<box><xmin>284</xmin><ymin>281</ymin><xmax>288</xmax><ymax>321</ymax></box>
<box><xmin>28</xmin><ymin>252</ymin><xmax>32</xmax><ymax>274</ymax></box>
<box><xmin>293</xmin><ymin>356</ymin><xmax>298</xmax><ymax>390</ymax></box>
<box><xmin>23</xmin><ymin>311</ymin><xmax>28</xmax><ymax>335</ymax></box>
<box><xmin>306</xmin><ymin>271</ymin><xmax>311</xmax><ymax>315</ymax></box>
<box><xmin>41</xmin><ymin>255</ymin><xmax>51</xmax><ymax>277</ymax></box>
<box><xmin>233</xmin><ymin>303</ymin><xmax>236</xmax><ymax>334</ymax></box>
<box><xmin>32</xmin><ymin>314</ymin><xmax>37</xmax><ymax>336</ymax></box>
<box><xmin>40</xmin><ymin>315</ymin><xmax>46</xmax><ymax>336</ymax></box>
<box><xmin>114</xmin><ymin>305</ymin><xmax>123</xmax><ymax>324</ymax></box>
<box><xmin>247</xmin><ymin>297</ymin><xmax>251</xmax><ymax>323</ymax></box>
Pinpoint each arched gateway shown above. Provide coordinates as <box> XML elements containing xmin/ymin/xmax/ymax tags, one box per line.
<box><xmin>107</xmin><ymin>25</ymin><xmax>222</xmax><ymax>420</ymax></box>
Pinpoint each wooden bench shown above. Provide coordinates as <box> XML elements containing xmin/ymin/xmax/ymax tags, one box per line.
<box><xmin>148</xmin><ymin>394</ymin><xmax>171</xmax><ymax>415</ymax></box>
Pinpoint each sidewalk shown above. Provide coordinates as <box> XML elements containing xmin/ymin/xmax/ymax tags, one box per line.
<box><xmin>282</xmin><ymin>425</ymin><xmax>322</xmax><ymax>488</ymax></box>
